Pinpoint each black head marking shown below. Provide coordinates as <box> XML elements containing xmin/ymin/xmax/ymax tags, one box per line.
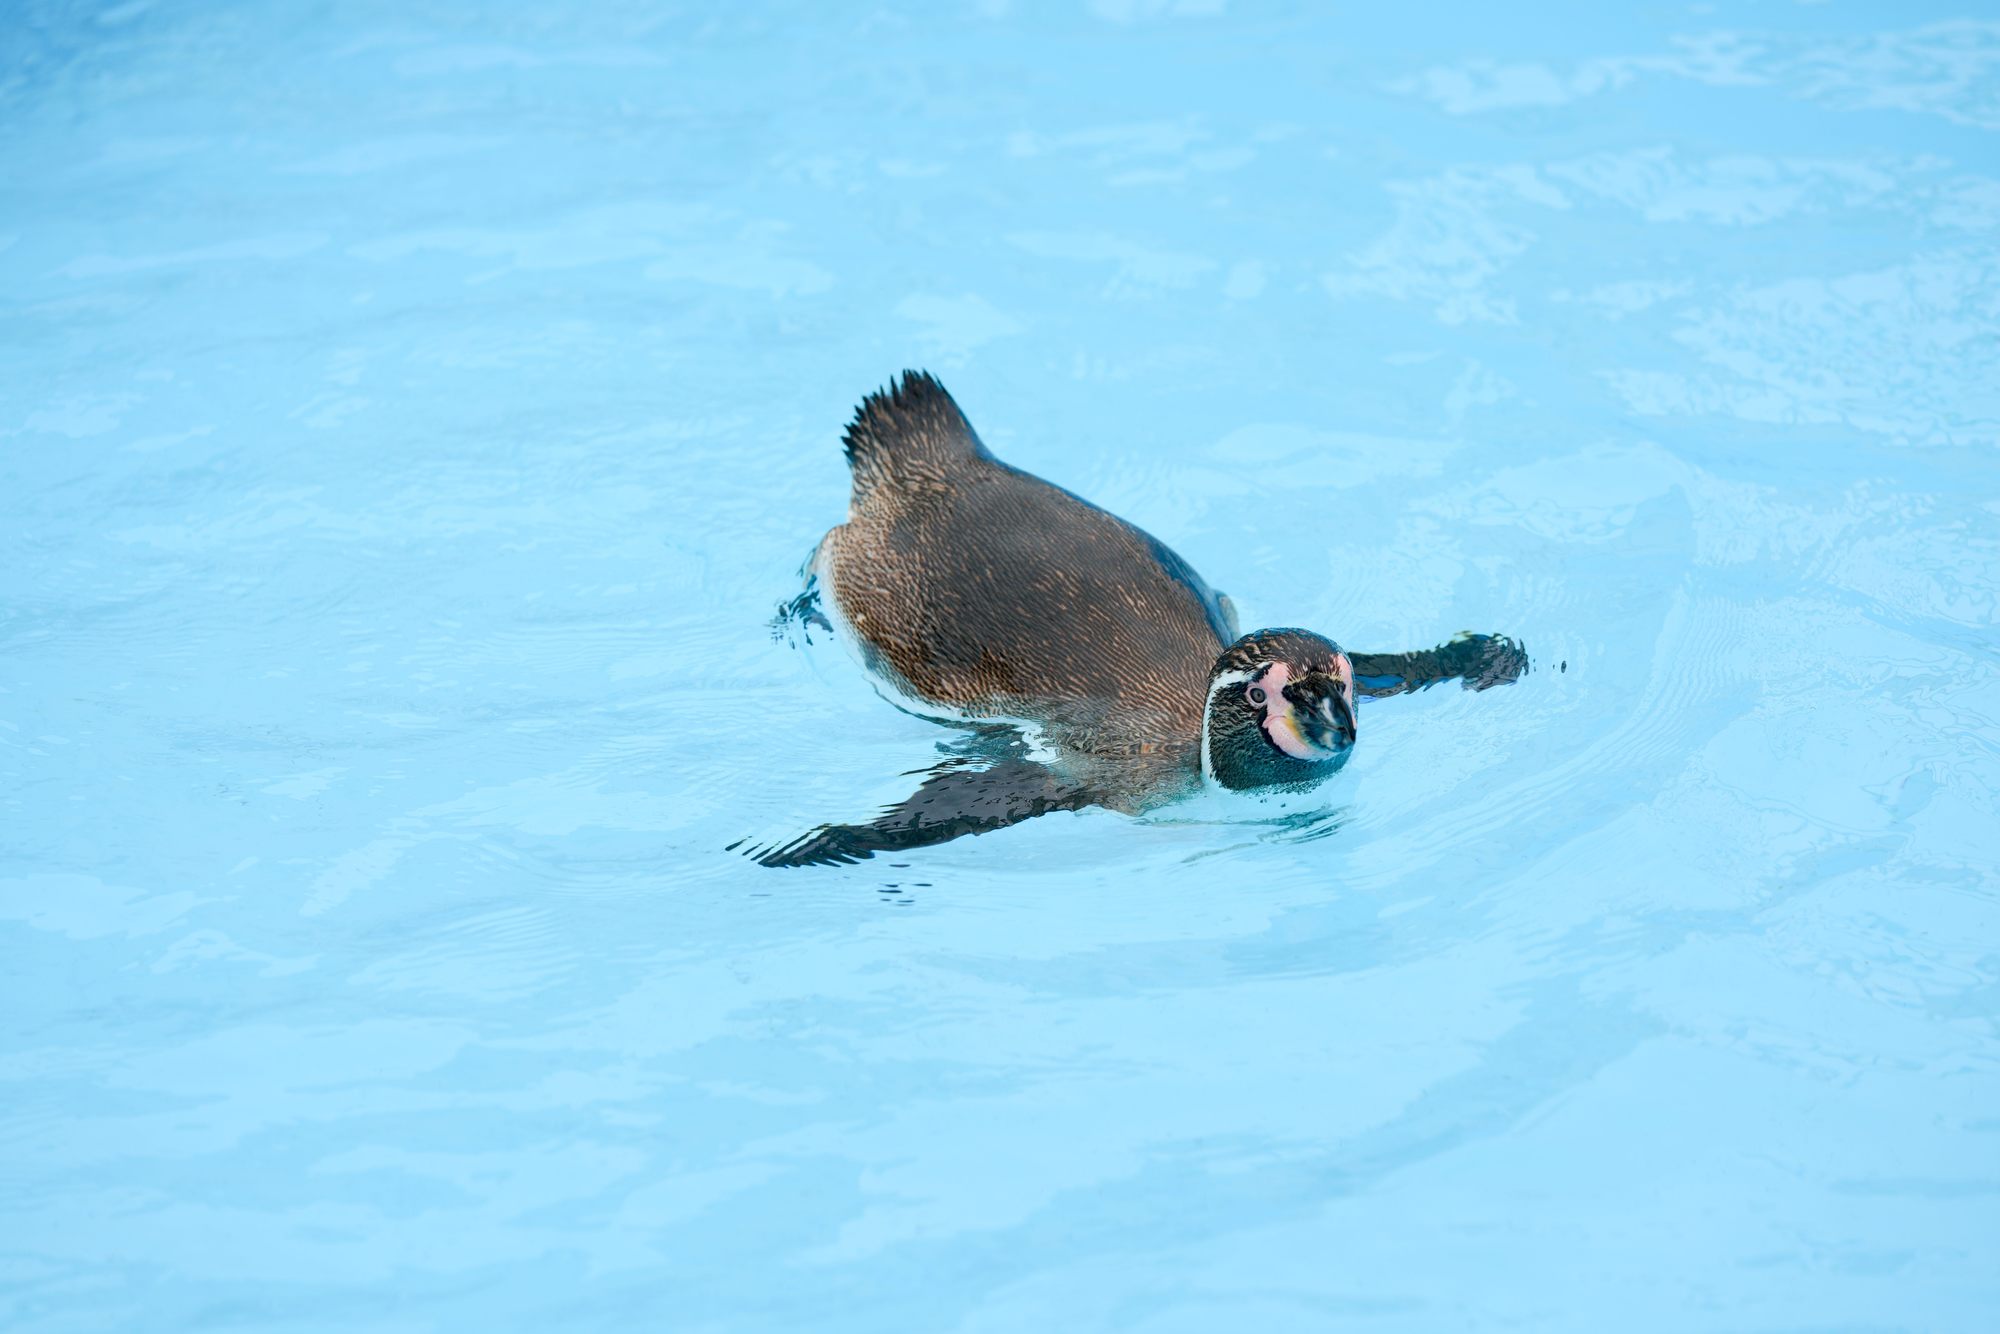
<box><xmin>1204</xmin><ymin>628</ymin><xmax>1357</xmax><ymax>791</ymax></box>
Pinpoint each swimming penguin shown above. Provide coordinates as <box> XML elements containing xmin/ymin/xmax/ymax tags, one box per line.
<box><xmin>755</xmin><ymin>370</ymin><xmax>1525</xmax><ymax>866</ymax></box>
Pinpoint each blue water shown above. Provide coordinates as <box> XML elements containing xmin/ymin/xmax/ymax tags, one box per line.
<box><xmin>5</xmin><ymin>2</ymin><xmax>1999</xmax><ymax>1328</ymax></box>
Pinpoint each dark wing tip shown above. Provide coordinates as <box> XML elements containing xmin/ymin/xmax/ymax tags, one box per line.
<box><xmin>1450</xmin><ymin>632</ymin><xmax>1530</xmax><ymax>690</ymax></box>
<box><xmin>745</xmin><ymin>825</ymin><xmax>882</xmax><ymax>869</ymax></box>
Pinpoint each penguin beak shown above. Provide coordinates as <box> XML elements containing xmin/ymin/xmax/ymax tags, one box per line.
<box><xmin>1259</xmin><ymin>669</ymin><xmax>1355</xmax><ymax>762</ymax></box>
<box><xmin>1300</xmin><ymin>685</ymin><xmax>1356</xmax><ymax>753</ymax></box>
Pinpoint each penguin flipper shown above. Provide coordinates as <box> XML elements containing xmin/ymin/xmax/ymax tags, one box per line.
<box><xmin>769</xmin><ymin>574</ymin><xmax>833</xmax><ymax>644</ymax></box>
<box><xmin>752</xmin><ymin>757</ymin><xmax>1092</xmax><ymax>868</ymax></box>
<box><xmin>1350</xmin><ymin>633</ymin><xmax>1528</xmax><ymax>698</ymax></box>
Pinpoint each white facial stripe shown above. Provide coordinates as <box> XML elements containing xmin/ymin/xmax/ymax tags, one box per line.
<box><xmin>1199</xmin><ymin>668</ymin><xmax>1258</xmax><ymax>782</ymax></box>
<box><xmin>1205</xmin><ymin>667</ymin><xmax>1258</xmax><ymax>698</ymax></box>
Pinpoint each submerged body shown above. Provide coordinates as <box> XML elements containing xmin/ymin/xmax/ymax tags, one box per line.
<box><xmin>759</xmin><ymin>371</ymin><xmax>1524</xmax><ymax>866</ymax></box>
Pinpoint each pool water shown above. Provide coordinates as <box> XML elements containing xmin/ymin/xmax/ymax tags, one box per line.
<box><xmin>4</xmin><ymin>2</ymin><xmax>1998</xmax><ymax>1329</ymax></box>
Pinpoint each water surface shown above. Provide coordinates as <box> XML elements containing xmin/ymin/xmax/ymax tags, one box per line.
<box><xmin>4</xmin><ymin>2</ymin><xmax>1998</xmax><ymax>1330</ymax></box>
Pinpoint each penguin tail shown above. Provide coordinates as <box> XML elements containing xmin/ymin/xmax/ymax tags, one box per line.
<box><xmin>841</xmin><ymin>369</ymin><xmax>992</xmax><ymax>498</ymax></box>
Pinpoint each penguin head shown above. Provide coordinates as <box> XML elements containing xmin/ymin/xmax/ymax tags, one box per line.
<box><xmin>1202</xmin><ymin>629</ymin><xmax>1356</xmax><ymax>791</ymax></box>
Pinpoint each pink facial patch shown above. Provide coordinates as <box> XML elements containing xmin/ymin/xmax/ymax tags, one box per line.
<box><xmin>1252</xmin><ymin>662</ymin><xmax>1321</xmax><ymax>761</ymax></box>
<box><xmin>1252</xmin><ymin>656</ymin><xmax>1353</xmax><ymax>760</ymax></box>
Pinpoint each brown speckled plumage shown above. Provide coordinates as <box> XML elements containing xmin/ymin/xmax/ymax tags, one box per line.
<box><xmin>815</xmin><ymin>370</ymin><xmax>1233</xmax><ymax>809</ymax></box>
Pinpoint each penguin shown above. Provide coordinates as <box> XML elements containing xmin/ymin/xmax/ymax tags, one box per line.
<box><xmin>755</xmin><ymin>370</ymin><xmax>1526</xmax><ymax>866</ymax></box>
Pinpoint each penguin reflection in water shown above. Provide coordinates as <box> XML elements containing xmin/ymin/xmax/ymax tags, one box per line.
<box><xmin>754</xmin><ymin>371</ymin><xmax>1526</xmax><ymax>867</ymax></box>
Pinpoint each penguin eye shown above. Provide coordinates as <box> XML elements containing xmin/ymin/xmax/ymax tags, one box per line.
<box><xmin>1247</xmin><ymin>685</ymin><xmax>1267</xmax><ymax>705</ymax></box>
